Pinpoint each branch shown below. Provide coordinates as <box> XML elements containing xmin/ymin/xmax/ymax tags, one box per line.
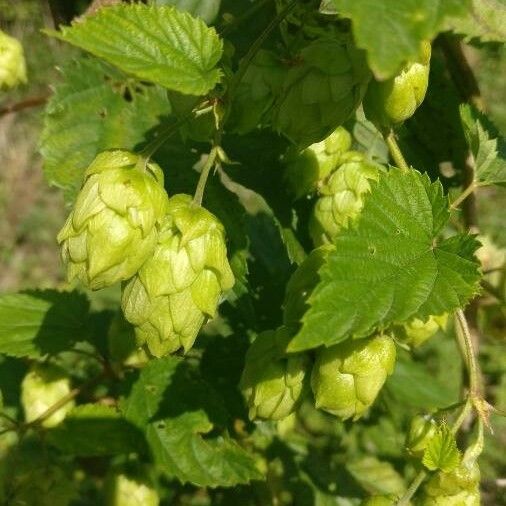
<box><xmin>0</xmin><ymin>95</ymin><xmax>49</xmax><ymax>118</ymax></box>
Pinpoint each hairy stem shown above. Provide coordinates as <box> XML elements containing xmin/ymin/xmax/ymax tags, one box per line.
<box><xmin>450</xmin><ymin>181</ymin><xmax>480</xmax><ymax>211</ymax></box>
<box><xmin>384</xmin><ymin>130</ymin><xmax>410</xmax><ymax>172</ymax></box>
<box><xmin>397</xmin><ymin>471</ymin><xmax>427</xmax><ymax>506</ymax></box>
<box><xmin>193</xmin><ymin>147</ymin><xmax>219</xmax><ymax>206</ymax></box>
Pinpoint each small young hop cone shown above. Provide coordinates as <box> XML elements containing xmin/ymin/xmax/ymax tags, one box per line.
<box><xmin>363</xmin><ymin>41</ymin><xmax>431</xmax><ymax>127</ymax></box>
<box><xmin>309</xmin><ymin>151</ymin><xmax>381</xmax><ymax>246</ymax></box>
<box><xmin>311</xmin><ymin>334</ymin><xmax>396</xmax><ymax>420</ymax></box>
<box><xmin>0</xmin><ymin>29</ymin><xmax>27</xmax><ymax>90</ymax></box>
<box><xmin>121</xmin><ymin>194</ymin><xmax>235</xmax><ymax>357</ymax></box>
<box><xmin>57</xmin><ymin>150</ymin><xmax>169</xmax><ymax>290</ymax></box>
<box><xmin>21</xmin><ymin>363</ymin><xmax>75</xmax><ymax>428</ymax></box>
<box><xmin>240</xmin><ymin>326</ymin><xmax>311</xmax><ymax>421</ymax></box>
<box><xmin>394</xmin><ymin>313</ymin><xmax>448</xmax><ymax>348</ymax></box>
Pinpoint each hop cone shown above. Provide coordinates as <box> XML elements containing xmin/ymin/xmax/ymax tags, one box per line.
<box><xmin>311</xmin><ymin>334</ymin><xmax>396</xmax><ymax>420</ymax></box>
<box><xmin>395</xmin><ymin>313</ymin><xmax>448</xmax><ymax>348</ymax></box>
<box><xmin>309</xmin><ymin>151</ymin><xmax>380</xmax><ymax>245</ymax></box>
<box><xmin>0</xmin><ymin>29</ymin><xmax>27</xmax><ymax>90</ymax></box>
<box><xmin>57</xmin><ymin>150</ymin><xmax>168</xmax><ymax>290</ymax></box>
<box><xmin>363</xmin><ymin>41</ymin><xmax>431</xmax><ymax>127</ymax></box>
<box><xmin>284</xmin><ymin>127</ymin><xmax>352</xmax><ymax>199</ymax></box>
<box><xmin>121</xmin><ymin>194</ymin><xmax>234</xmax><ymax>357</ymax></box>
<box><xmin>406</xmin><ymin>415</ymin><xmax>437</xmax><ymax>457</ymax></box>
<box><xmin>21</xmin><ymin>364</ymin><xmax>75</xmax><ymax>428</ymax></box>
<box><xmin>273</xmin><ymin>38</ymin><xmax>370</xmax><ymax>147</ymax></box>
<box><xmin>105</xmin><ymin>472</ymin><xmax>159</xmax><ymax>506</ymax></box>
<box><xmin>419</xmin><ymin>462</ymin><xmax>480</xmax><ymax>506</ymax></box>
<box><xmin>240</xmin><ymin>327</ymin><xmax>310</xmax><ymax>421</ymax></box>
<box><xmin>283</xmin><ymin>245</ymin><xmax>333</xmax><ymax>330</ymax></box>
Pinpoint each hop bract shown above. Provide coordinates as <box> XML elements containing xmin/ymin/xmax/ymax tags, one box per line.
<box><xmin>284</xmin><ymin>127</ymin><xmax>352</xmax><ymax>199</ymax></box>
<box><xmin>240</xmin><ymin>327</ymin><xmax>310</xmax><ymax>421</ymax></box>
<box><xmin>121</xmin><ymin>194</ymin><xmax>234</xmax><ymax>357</ymax></box>
<box><xmin>0</xmin><ymin>29</ymin><xmax>27</xmax><ymax>90</ymax></box>
<box><xmin>21</xmin><ymin>364</ymin><xmax>75</xmax><ymax>428</ymax></box>
<box><xmin>406</xmin><ymin>415</ymin><xmax>438</xmax><ymax>457</ymax></box>
<box><xmin>104</xmin><ymin>472</ymin><xmax>159</xmax><ymax>506</ymax></box>
<box><xmin>363</xmin><ymin>41</ymin><xmax>431</xmax><ymax>127</ymax></box>
<box><xmin>273</xmin><ymin>38</ymin><xmax>370</xmax><ymax>147</ymax></box>
<box><xmin>395</xmin><ymin>313</ymin><xmax>448</xmax><ymax>348</ymax></box>
<box><xmin>420</xmin><ymin>462</ymin><xmax>480</xmax><ymax>506</ymax></box>
<box><xmin>311</xmin><ymin>334</ymin><xmax>396</xmax><ymax>420</ymax></box>
<box><xmin>57</xmin><ymin>150</ymin><xmax>168</xmax><ymax>290</ymax></box>
<box><xmin>309</xmin><ymin>151</ymin><xmax>380</xmax><ymax>245</ymax></box>
<box><xmin>283</xmin><ymin>245</ymin><xmax>333</xmax><ymax>330</ymax></box>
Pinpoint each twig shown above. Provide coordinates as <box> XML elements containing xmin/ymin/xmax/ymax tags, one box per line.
<box><xmin>193</xmin><ymin>147</ymin><xmax>219</xmax><ymax>206</ymax></box>
<box><xmin>450</xmin><ymin>182</ymin><xmax>480</xmax><ymax>211</ymax></box>
<box><xmin>384</xmin><ymin>130</ymin><xmax>410</xmax><ymax>172</ymax></box>
<box><xmin>0</xmin><ymin>95</ymin><xmax>49</xmax><ymax>118</ymax></box>
<box><xmin>397</xmin><ymin>470</ymin><xmax>427</xmax><ymax>506</ymax></box>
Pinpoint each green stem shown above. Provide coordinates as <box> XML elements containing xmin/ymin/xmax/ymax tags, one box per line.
<box><xmin>455</xmin><ymin>309</ymin><xmax>481</xmax><ymax>398</ymax></box>
<box><xmin>193</xmin><ymin>147</ymin><xmax>219</xmax><ymax>206</ymax></box>
<box><xmin>385</xmin><ymin>130</ymin><xmax>410</xmax><ymax>172</ymax></box>
<box><xmin>397</xmin><ymin>470</ymin><xmax>427</xmax><ymax>506</ymax></box>
<box><xmin>450</xmin><ymin>182</ymin><xmax>479</xmax><ymax>211</ymax></box>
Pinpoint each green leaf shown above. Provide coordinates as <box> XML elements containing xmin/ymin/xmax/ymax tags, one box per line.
<box><xmin>154</xmin><ymin>0</ymin><xmax>221</xmax><ymax>25</ymax></box>
<box><xmin>40</xmin><ymin>57</ymin><xmax>171</xmax><ymax>200</ymax></box>
<box><xmin>0</xmin><ymin>290</ymin><xmax>90</xmax><ymax>358</ymax></box>
<box><xmin>460</xmin><ymin>104</ymin><xmax>506</xmax><ymax>186</ymax></box>
<box><xmin>332</xmin><ymin>0</ymin><xmax>470</xmax><ymax>79</ymax></box>
<box><xmin>121</xmin><ymin>357</ymin><xmax>262</xmax><ymax>487</ymax></box>
<box><xmin>50</xmin><ymin>4</ymin><xmax>223</xmax><ymax>95</ymax></box>
<box><xmin>445</xmin><ymin>0</ymin><xmax>506</xmax><ymax>43</ymax></box>
<box><xmin>422</xmin><ymin>424</ymin><xmax>461</xmax><ymax>472</ymax></box>
<box><xmin>46</xmin><ymin>404</ymin><xmax>146</xmax><ymax>456</ymax></box>
<box><xmin>384</xmin><ymin>356</ymin><xmax>458</xmax><ymax>410</ymax></box>
<box><xmin>289</xmin><ymin>169</ymin><xmax>481</xmax><ymax>352</ymax></box>
<box><xmin>346</xmin><ymin>457</ymin><xmax>406</xmax><ymax>495</ymax></box>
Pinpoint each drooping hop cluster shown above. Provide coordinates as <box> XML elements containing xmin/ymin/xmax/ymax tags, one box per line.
<box><xmin>311</xmin><ymin>334</ymin><xmax>396</xmax><ymax>420</ymax></box>
<box><xmin>21</xmin><ymin>364</ymin><xmax>75</xmax><ymax>428</ymax></box>
<box><xmin>240</xmin><ymin>327</ymin><xmax>310</xmax><ymax>421</ymax></box>
<box><xmin>282</xmin><ymin>245</ymin><xmax>333</xmax><ymax>330</ymax></box>
<box><xmin>121</xmin><ymin>194</ymin><xmax>235</xmax><ymax>357</ymax></box>
<box><xmin>419</xmin><ymin>462</ymin><xmax>480</xmax><ymax>506</ymax></box>
<box><xmin>284</xmin><ymin>127</ymin><xmax>352</xmax><ymax>199</ymax></box>
<box><xmin>363</xmin><ymin>41</ymin><xmax>431</xmax><ymax>127</ymax></box>
<box><xmin>57</xmin><ymin>150</ymin><xmax>168</xmax><ymax>290</ymax></box>
<box><xmin>394</xmin><ymin>313</ymin><xmax>448</xmax><ymax>348</ymax></box>
<box><xmin>0</xmin><ymin>29</ymin><xmax>27</xmax><ymax>90</ymax></box>
<box><xmin>104</xmin><ymin>472</ymin><xmax>159</xmax><ymax>506</ymax></box>
<box><xmin>309</xmin><ymin>151</ymin><xmax>381</xmax><ymax>245</ymax></box>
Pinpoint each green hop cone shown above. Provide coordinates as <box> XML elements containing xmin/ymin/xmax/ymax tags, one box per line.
<box><xmin>121</xmin><ymin>194</ymin><xmax>235</xmax><ymax>357</ymax></box>
<box><xmin>311</xmin><ymin>334</ymin><xmax>396</xmax><ymax>420</ymax></box>
<box><xmin>419</xmin><ymin>462</ymin><xmax>480</xmax><ymax>506</ymax></box>
<box><xmin>57</xmin><ymin>150</ymin><xmax>168</xmax><ymax>290</ymax></box>
<box><xmin>406</xmin><ymin>415</ymin><xmax>438</xmax><ymax>458</ymax></box>
<box><xmin>272</xmin><ymin>38</ymin><xmax>370</xmax><ymax>147</ymax></box>
<box><xmin>395</xmin><ymin>314</ymin><xmax>448</xmax><ymax>348</ymax></box>
<box><xmin>283</xmin><ymin>245</ymin><xmax>333</xmax><ymax>330</ymax></box>
<box><xmin>21</xmin><ymin>364</ymin><xmax>75</xmax><ymax>428</ymax></box>
<box><xmin>104</xmin><ymin>472</ymin><xmax>159</xmax><ymax>506</ymax></box>
<box><xmin>0</xmin><ymin>29</ymin><xmax>27</xmax><ymax>90</ymax></box>
<box><xmin>363</xmin><ymin>41</ymin><xmax>431</xmax><ymax>128</ymax></box>
<box><xmin>309</xmin><ymin>151</ymin><xmax>381</xmax><ymax>245</ymax></box>
<box><xmin>284</xmin><ymin>127</ymin><xmax>352</xmax><ymax>199</ymax></box>
<box><xmin>240</xmin><ymin>326</ymin><xmax>311</xmax><ymax>421</ymax></box>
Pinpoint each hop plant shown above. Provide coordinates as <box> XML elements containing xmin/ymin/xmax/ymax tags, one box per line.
<box><xmin>309</xmin><ymin>151</ymin><xmax>381</xmax><ymax>245</ymax></box>
<box><xmin>394</xmin><ymin>314</ymin><xmax>448</xmax><ymax>348</ymax></box>
<box><xmin>21</xmin><ymin>364</ymin><xmax>75</xmax><ymax>428</ymax></box>
<box><xmin>57</xmin><ymin>150</ymin><xmax>168</xmax><ymax>290</ymax></box>
<box><xmin>273</xmin><ymin>38</ymin><xmax>370</xmax><ymax>147</ymax></box>
<box><xmin>311</xmin><ymin>334</ymin><xmax>396</xmax><ymax>420</ymax></box>
<box><xmin>121</xmin><ymin>194</ymin><xmax>235</xmax><ymax>357</ymax></box>
<box><xmin>283</xmin><ymin>245</ymin><xmax>333</xmax><ymax>330</ymax></box>
<box><xmin>104</xmin><ymin>472</ymin><xmax>159</xmax><ymax>506</ymax></box>
<box><xmin>406</xmin><ymin>415</ymin><xmax>438</xmax><ymax>457</ymax></box>
<box><xmin>240</xmin><ymin>327</ymin><xmax>310</xmax><ymax>421</ymax></box>
<box><xmin>419</xmin><ymin>462</ymin><xmax>480</xmax><ymax>506</ymax></box>
<box><xmin>0</xmin><ymin>29</ymin><xmax>27</xmax><ymax>90</ymax></box>
<box><xmin>284</xmin><ymin>127</ymin><xmax>352</xmax><ymax>199</ymax></box>
<box><xmin>363</xmin><ymin>41</ymin><xmax>431</xmax><ymax>128</ymax></box>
